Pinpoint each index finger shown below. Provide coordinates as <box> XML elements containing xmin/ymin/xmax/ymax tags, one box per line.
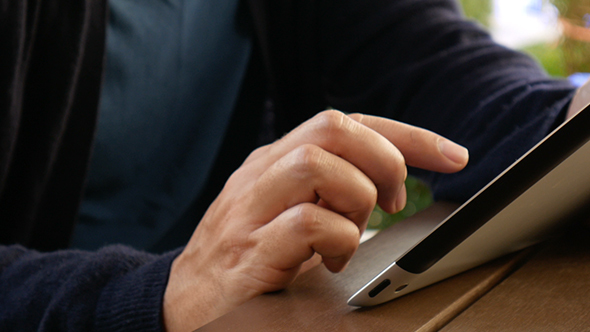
<box><xmin>348</xmin><ymin>113</ymin><xmax>469</xmax><ymax>173</ymax></box>
<box><xmin>258</xmin><ymin>111</ymin><xmax>468</xmax><ymax>212</ymax></box>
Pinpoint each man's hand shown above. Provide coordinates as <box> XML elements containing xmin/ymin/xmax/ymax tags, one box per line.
<box><xmin>162</xmin><ymin>110</ymin><xmax>469</xmax><ymax>331</ymax></box>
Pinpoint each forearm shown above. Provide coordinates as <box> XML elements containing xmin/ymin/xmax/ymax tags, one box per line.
<box><xmin>318</xmin><ymin>0</ymin><xmax>576</xmax><ymax>202</ymax></box>
<box><xmin>0</xmin><ymin>245</ymin><xmax>180</xmax><ymax>332</ymax></box>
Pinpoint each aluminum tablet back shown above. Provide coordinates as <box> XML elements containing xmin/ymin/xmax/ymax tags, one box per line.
<box><xmin>349</xmin><ymin>102</ymin><xmax>590</xmax><ymax>306</ymax></box>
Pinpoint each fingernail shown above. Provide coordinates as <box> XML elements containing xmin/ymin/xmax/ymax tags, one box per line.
<box><xmin>395</xmin><ymin>184</ymin><xmax>407</xmax><ymax>212</ymax></box>
<box><xmin>439</xmin><ymin>139</ymin><xmax>469</xmax><ymax>166</ymax></box>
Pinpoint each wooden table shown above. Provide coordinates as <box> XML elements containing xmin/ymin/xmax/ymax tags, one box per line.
<box><xmin>198</xmin><ymin>203</ymin><xmax>590</xmax><ymax>331</ymax></box>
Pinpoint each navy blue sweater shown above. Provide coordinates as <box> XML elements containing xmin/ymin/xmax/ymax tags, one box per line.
<box><xmin>0</xmin><ymin>0</ymin><xmax>575</xmax><ymax>331</ymax></box>
<box><xmin>0</xmin><ymin>246</ymin><xmax>179</xmax><ymax>332</ymax></box>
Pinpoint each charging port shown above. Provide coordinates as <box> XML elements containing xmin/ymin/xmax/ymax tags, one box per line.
<box><xmin>369</xmin><ymin>279</ymin><xmax>391</xmax><ymax>298</ymax></box>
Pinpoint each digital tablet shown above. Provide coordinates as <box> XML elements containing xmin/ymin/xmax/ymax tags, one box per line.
<box><xmin>348</xmin><ymin>102</ymin><xmax>590</xmax><ymax>306</ymax></box>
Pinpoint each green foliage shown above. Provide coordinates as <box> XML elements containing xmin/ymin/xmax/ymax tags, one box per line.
<box><xmin>458</xmin><ymin>0</ymin><xmax>590</xmax><ymax>77</ymax></box>
<box><xmin>459</xmin><ymin>0</ymin><xmax>590</xmax><ymax>76</ymax></box>
<box><xmin>561</xmin><ymin>39</ymin><xmax>590</xmax><ymax>74</ymax></box>
<box><xmin>458</xmin><ymin>0</ymin><xmax>492</xmax><ymax>27</ymax></box>
<box><xmin>521</xmin><ymin>43</ymin><xmax>568</xmax><ymax>77</ymax></box>
<box><xmin>367</xmin><ymin>176</ymin><xmax>433</xmax><ymax>230</ymax></box>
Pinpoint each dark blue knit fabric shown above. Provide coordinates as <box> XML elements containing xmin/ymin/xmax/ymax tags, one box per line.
<box><xmin>0</xmin><ymin>245</ymin><xmax>180</xmax><ymax>332</ymax></box>
<box><xmin>0</xmin><ymin>0</ymin><xmax>577</xmax><ymax>331</ymax></box>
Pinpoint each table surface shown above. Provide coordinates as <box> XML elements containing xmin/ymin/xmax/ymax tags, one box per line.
<box><xmin>198</xmin><ymin>202</ymin><xmax>590</xmax><ymax>331</ymax></box>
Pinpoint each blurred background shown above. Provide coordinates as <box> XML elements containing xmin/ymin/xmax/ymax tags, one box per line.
<box><xmin>461</xmin><ymin>0</ymin><xmax>590</xmax><ymax>79</ymax></box>
<box><xmin>365</xmin><ymin>0</ymin><xmax>590</xmax><ymax>236</ymax></box>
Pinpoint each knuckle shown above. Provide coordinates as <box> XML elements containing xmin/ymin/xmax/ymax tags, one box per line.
<box><xmin>225</xmin><ymin>165</ymin><xmax>250</xmax><ymax>189</ymax></box>
<box><xmin>362</xmin><ymin>184</ymin><xmax>379</xmax><ymax>211</ymax></box>
<box><xmin>241</xmin><ymin>145</ymin><xmax>270</xmax><ymax>168</ymax></box>
<box><xmin>313</xmin><ymin>109</ymin><xmax>349</xmax><ymax>139</ymax></box>
<box><xmin>287</xmin><ymin>144</ymin><xmax>325</xmax><ymax>177</ymax></box>
<box><xmin>292</xmin><ymin>203</ymin><xmax>321</xmax><ymax>235</ymax></box>
<box><xmin>394</xmin><ymin>152</ymin><xmax>407</xmax><ymax>176</ymax></box>
<box><xmin>389</xmin><ymin>147</ymin><xmax>407</xmax><ymax>181</ymax></box>
<box><xmin>332</xmin><ymin>227</ymin><xmax>360</xmax><ymax>259</ymax></box>
<box><xmin>342</xmin><ymin>232</ymin><xmax>360</xmax><ymax>253</ymax></box>
<box><xmin>345</xmin><ymin>178</ymin><xmax>378</xmax><ymax>217</ymax></box>
<box><xmin>247</xmin><ymin>145</ymin><xmax>269</xmax><ymax>160</ymax></box>
<box><xmin>347</xmin><ymin>112</ymin><xmax>364</xmax><ymax>123</ymax></box>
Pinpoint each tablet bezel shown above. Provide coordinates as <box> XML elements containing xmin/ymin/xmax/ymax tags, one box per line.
<box><xmin>398</xmin><ymin>102</ymin><xmax>590</xmax><ymax>274</ymax></box>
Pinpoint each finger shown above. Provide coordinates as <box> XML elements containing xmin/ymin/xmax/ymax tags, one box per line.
<box><xmin>258</xmin><ymin>110</ymin><xmax>407</xmax><ymax>213</ymax></box>
<box><xmin>253</xmin><ymin>203</ymin><xmax>361</xmax><ymax>275</ymax></box>
<box><xmin>247</xmin><ymin>143</ymin><xmax>378</xmax><ymax>229</ymax></box>
<box><xmin>298</xmin><ymin>253</ymin><xmax>323</xmax><ymax>276</ymax></box>
<box><xmin>348</xmin><ymin>113</ymin><xmax>469</xmax><ymax>173</ymax></box>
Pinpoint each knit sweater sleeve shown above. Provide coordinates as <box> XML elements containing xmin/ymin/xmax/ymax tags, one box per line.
<box><xmin>317</xmin><ymin>0</ymin><xmax>576</xmax><ymax>202</ymax></box>
<box><xmin>0</xmin><ymin>244</ymin><xmax>181</xmax><ymax>332</ymax></box>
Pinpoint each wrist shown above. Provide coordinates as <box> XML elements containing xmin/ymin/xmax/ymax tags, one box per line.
<box><xmin>95</xmin><ymin>247</ymin><xmax>180</xmax><ymax>332</ymax></box>
<box><xmin>163</xmin><ymin>250</ymin><xmax>250</xmax><ymax>332</ymax></box>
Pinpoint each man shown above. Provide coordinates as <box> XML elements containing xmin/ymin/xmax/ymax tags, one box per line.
<box><xmin>0</xmin><ymin>0</ymin><xmax>581</xmax><ymax>331</ymax></box>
